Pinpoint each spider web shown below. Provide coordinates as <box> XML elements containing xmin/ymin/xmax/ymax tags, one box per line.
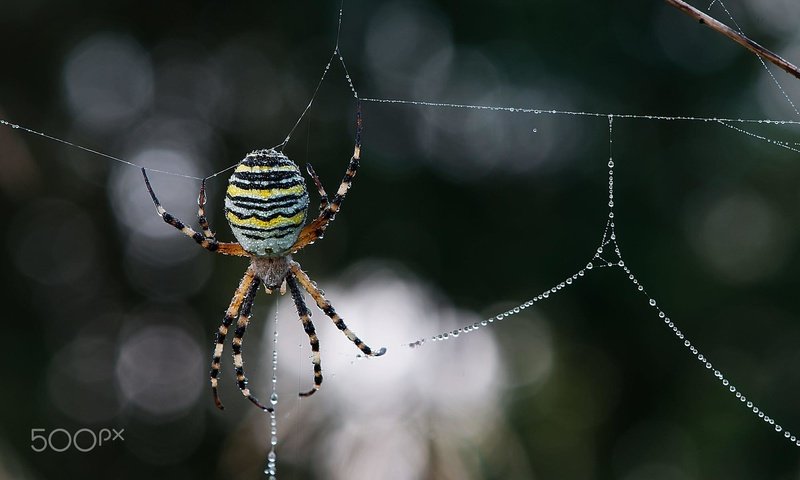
<box><xmin>3</xmin><ymin>0</ymin><xmax>800</xmax><ymax>477</ymax></box>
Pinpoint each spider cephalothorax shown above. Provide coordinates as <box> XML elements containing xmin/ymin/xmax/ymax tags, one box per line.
<box><xmin>141</xmin><ymin>107</ymin><xmax>385</xmax><ymax>411</ymax></box>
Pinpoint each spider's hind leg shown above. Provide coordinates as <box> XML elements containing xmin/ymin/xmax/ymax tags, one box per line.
<box><xmin>306</xmin><ymin>163</ymin><xmax>329</xmax><ymax>212</ymax></box>
<box><xmin>197</xmin><ymin>178</ymin><xmax>216</xmax><ymax>239</ymax></box>
<box><xmin>289</xmin><ymin>261</ymin><xmax>386</xmax><ymax>359</ymax></box>
<box><xmin>290</xmin><ymin>103</ymin><xmax>362</xmax><ymax>253</ymax></box>
<box><xmin>141</xmin><ymin>168</ymin><xmax>248</xmax><ymax>256</ymax></box>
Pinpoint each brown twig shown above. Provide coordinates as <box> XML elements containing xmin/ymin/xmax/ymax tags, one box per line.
<box><xmin>665</xmin><ymin>0</ymin><xmax>800</xmax><ymax>80</ymax></box>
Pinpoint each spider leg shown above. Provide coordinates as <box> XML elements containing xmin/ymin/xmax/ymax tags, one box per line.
<box><xmin>142</xmin><ymin>168</ymin><xmax>248</xmax><ymax>256</ymax></box>
<box><xmin>231</xmin><ymin>275</ymin><xmax>272</xmax><ymax>411</ymax></box>
<box><xmin>290</xmin><ymin>103</ymin><xmax>362</xmax><ymax>253</ymax></box>
<box><xmin>289</xmin><ymin>261</ymin><xmax>386</xmax><ymax>358</ymax></box>
<box><xmin>211</xmin><ymin>266</ymin><xmax>259</xmax><ymax>410</ymax></box>
<box><xmin>197</xmin><ymin>178</ymin><xmax>216</xmax><ymax>239</ymax></box>
<box><xmin>305</xmin><ymin>163</ymin><xmax>329</xmax><ymax>212</ymax></box>
<box><xmin>286</xmin><ymin>273</ymin><xmax>323</xmax><ymax>397</ymax></box>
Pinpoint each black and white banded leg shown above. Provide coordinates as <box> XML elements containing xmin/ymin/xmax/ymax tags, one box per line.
<box><xmin>197</xmin><ymin>178</ymin><xmax>216</xmax><ymax>240</ymax></box>
<box><xmin>290</xmin><ymin>104</ymin><xmax>363</xmax><ymax>253</ymax></box>
<box><xmin>286</xmin><ymin>274</ymin><xmax>323</xmax><ymax>397</ymax></box>
<box><xmin>306</xmin><ymin>163</ymin><xmax>329</xmax><ymax>212</ymax></box>
<box><xmin>289</xmin><ymin>261</ymin><xmax>386</xmax><ymax>358</ymax></box>
<box><xmin>211</xmin><ymin>267</ymin><xmax>259</xmax><ymax>410</ymax></box>
<box><xmin>142</xmin><ymin>168</ymin><xmax>248</xmax><ymax>256</ymax></box>
<box><xmin>231</xmin><ymin>276</ymin><xmax>271</xmax><ymax>410</ymax></box>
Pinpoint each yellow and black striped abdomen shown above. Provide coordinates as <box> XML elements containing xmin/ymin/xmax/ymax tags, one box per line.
<box><xmin>225</xmin><ymin>149</ymin><xmax>309</xmax><ymax>257</ymax></box>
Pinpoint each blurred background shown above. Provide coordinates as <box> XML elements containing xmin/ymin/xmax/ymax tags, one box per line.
<box><xmin>2</xmin><ymin>0</ymin><xmax>800</xmax><ymax>478</ymax></box>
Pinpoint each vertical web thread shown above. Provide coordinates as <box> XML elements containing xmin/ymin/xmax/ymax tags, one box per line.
<box><xmin>264</xmin><ymin>300</ymin><xmax>280</xmax><ymax>479</ymax></box>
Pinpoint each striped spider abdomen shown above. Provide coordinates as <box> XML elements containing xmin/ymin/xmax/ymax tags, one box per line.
<box><xmin>224</xmin><ymin>149</ymin><xmax>310</xmax><ymax>257</ymax></box>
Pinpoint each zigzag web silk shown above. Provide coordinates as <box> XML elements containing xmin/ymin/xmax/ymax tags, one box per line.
<box><xmin>3</xmin><ymin>1</ymin><xmax>800</xmax><ymax>473</ymax></box>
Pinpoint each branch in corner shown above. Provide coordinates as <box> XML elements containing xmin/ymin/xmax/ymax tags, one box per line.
<box><xmin>665</xmin><ymin>0</ymin><xmax>800</xmax><ymax>80</ymax></box>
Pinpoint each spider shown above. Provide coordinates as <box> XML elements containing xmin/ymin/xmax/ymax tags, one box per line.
<box><xmin>141</xmin><ymin>105</ymin><xmax>385</xmax><ymax>411</ymax></box>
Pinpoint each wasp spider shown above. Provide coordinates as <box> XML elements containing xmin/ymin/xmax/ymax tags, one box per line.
<box><xmin>141</xmin><ymin>107</ymin><xmax>385</xmax><ymax>411</ymax></box>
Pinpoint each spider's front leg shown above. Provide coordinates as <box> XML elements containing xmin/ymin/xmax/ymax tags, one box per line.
<box><xmin>289</xmin><ymin>261</ymin><xmax>386</xmax><ymax>358</ymax></box>
<box><xmin>286</xmin><ymin>274</ymin><xmax>323</xmax><ymax>397</ymax></box>
<box><xmin>231</xmin><ymin>276</ymin><xmax>273</xmax><ymax>411</ymax></box>
<box><xmin>290</xmin><ymin>103</ymin><xmax>362</xmax><ymax>253</ymax></box>
<box><xmin>142</xmin><ymin>168</ymin><xmax>247</xmax><ymax>256</ymax></box>
<box><xmin>211</xmin><ymin>266</ymin><xmax>259</xmax><ymax>410</ymax></box>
